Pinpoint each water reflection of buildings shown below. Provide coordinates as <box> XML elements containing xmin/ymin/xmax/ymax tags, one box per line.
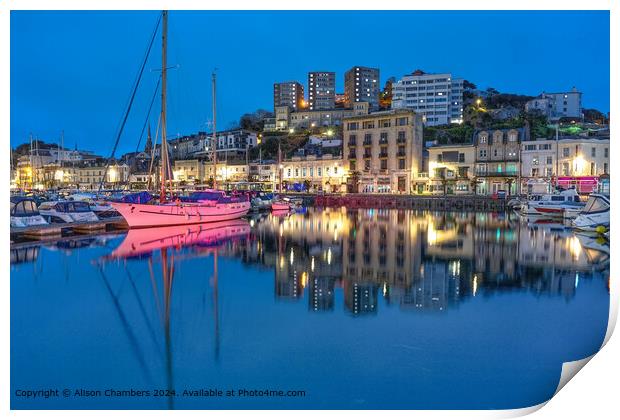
<box><xmin>310</xmin><ymin>277</ymin><xmax>336</xmax><ymax>312</ymax></box>
<box><xmin>244</xmin><ymin>210</ymin><xmax>346</xmax><ymax>302</ymax></box>
<box><xmin>342</xmin><ymin>209</ymin><xmax>423</xmax><ymax>314</ymax></box>
<box><xmin>236</xmin><ymin>208</ymin><xmax>608</xmax><ymax>314</ymax></box>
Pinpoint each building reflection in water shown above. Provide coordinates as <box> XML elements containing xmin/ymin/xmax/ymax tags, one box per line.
<box><xmin>236</xmin><ymin>208</ymin><xmax>609</xmax><ymax>315</ymax></box>
<box><xmin>9</xmin><ymin>209</ymin><xmax>609</xmax><ymax>409</ymax></box>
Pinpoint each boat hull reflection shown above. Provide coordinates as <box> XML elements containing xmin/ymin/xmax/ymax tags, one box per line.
<box><xmin>108</xmin><ymin>219</ymin><xmax>251</xmax><ymax>259</ymax></box>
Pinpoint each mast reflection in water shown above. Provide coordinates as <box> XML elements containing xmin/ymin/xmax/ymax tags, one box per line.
<box><xmin>11</xmin><ymin>208</ymin><xmax>609</xmax><ymax>409</ymax></box>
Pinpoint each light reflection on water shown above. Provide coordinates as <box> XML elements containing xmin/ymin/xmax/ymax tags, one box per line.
<box><xmin>11</xmin><ymin>208</ymin><xmax>610</xmax><ymax>409</ymax></box>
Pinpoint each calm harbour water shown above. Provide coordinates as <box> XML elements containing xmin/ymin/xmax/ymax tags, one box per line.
<box><xmin>11</xmin><ymin>208</ymin><xmax>610</xmax><ymax>409</ymax></box>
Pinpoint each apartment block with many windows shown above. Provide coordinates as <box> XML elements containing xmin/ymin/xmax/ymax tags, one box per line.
<box><xmin>391</xmin><ymin>70</ymin><xmax>464</xmax><ymax>126</ymax></box>
<box><xmin>343</xmin><ymin>109</ymin><xmax>423</xmax><ymax>194</ymax></box>
<box><xmin>344</xmin><ymin>66</ymin><xmax>380</xmax><ymax>110</ymax></box>
<box><xmin>274</xmin><ymin>81</ymin><xmax>305</xmax><ymax>111</ymax></box>
<box><xmin>308</xmin><ymin>71</ymin><xmax>336</xmax><ymax>110</ymax></box>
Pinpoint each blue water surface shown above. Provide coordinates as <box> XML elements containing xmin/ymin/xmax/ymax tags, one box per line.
<box><xmin>10</xmin><ymin>209</ymin><xmax>610</xmax><ymax>409</ymax></box>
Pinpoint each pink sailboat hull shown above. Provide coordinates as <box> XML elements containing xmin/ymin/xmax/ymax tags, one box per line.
<box><xmin>111</xmin><ymin>201</ymin><xmax>251</xmax><ymax>229</ymax></box>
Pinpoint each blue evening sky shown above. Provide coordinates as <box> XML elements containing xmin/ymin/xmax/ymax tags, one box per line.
<box><xmin>11</xmin><ymin>10</ymin><xmax>609</xmax><ymax>156</ymax></box>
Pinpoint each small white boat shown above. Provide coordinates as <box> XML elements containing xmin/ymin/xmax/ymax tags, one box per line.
<box><xmin>572</xmin><ymin>193</ymin><xmax>610</xmax><ymax>232</ymax></box>
<box><xmin>518</xmin><ymin>194</ymin><xmax>544</xmax><ymax>215</ymax></box>
<box><xmin>521</xmin><ymin>189</ymin><xmax>584</xmax><ymax>218</ymax></box>
<box><xmin>10</xmin><ymin>197</ymin><xmax>48</xmax><ymax>228</ymax></box>
<box><xmin>251</xmin><ymin>193</ymin><xmax>274</xmax><ymax>211</ymax></box>
<box><xmin>67</xmin><ymin>193</ymin><xmax>118</xmax><ymax>218</ymax></box>
<box><xmin>38</xmin><ymin>200</ymin><xmax>100</xmax><ymax>224</ymax></box>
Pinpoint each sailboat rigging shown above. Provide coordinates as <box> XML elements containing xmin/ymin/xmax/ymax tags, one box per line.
<box><xmin>110</xmin><ymin>10</ymin><xmax>250</xmax><ymax>229</ymax></box>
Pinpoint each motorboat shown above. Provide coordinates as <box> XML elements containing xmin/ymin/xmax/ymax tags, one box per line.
<box><xmin>520</xmin><ymin>189</ymin><xmax>584</xmax><ymax>218</ymax></box>
<box><xmin>67</xmin><ymin>193</ymin><xmax>119</xmax><ymax>218</ymax></box>
<box><xmin>38</xmin><ymin>200</ymin><xmax>100</xmax><ymax>224</ymax></box>
<box><xmin>571</xmin><ymin>193</ymin><xmax>610</xmax><ymax>232</ymax></box>
<box><xmin>251</xmin><ymin>192</ymin><xmax>274</xmax><ymax>211</ymax></box>
<box><xmin>111</xmin><ymin>191</ymin><xmax>251</xmax><ymax>229</ymax></box>
<box><xmin>517</xmin><ymin>194</ymin><xmax>544</xmax><ymax>215</ymax></box>
<box><xmin>10</xmin><ymin>197</ymin><xmax>48</xmax><ymax>228</ymax></box>
<box><xmin>271</xmin><ymin>196</ymin><xmax>294</xmax><ymax>211</ymax></box>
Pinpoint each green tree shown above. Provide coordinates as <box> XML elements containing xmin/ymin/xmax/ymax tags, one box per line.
<box><xmin>238</xmin><ymin>109</ymin><xmax>274</xmax><ymax>132</ymax></box>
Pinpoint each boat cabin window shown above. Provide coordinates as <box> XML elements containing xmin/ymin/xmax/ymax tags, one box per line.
<box><xmin>56</xmin><ymin>202</ymin><xmax>91</xmax><ymax>212</ymax></box>
<box><xmin>11</xmin><ymin>200</ymin><xmax>39</xmax><ymax>216</ymax></box>
<box><xmin>583</xmin><ymin>197</ymin><xmax>609</xmax><ymax>213</ymax></box>
<box><xmin>550</xmin><ymin>196</ymin><xmax>565</xmax><ymax>202</ymax></box>
<box><xmin>70</xmin><ymin>202</ymin><xmax>91</xmax><ymax>212</ymax></box>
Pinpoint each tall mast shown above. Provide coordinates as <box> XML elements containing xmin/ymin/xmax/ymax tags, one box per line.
<box><xmin>160</xmin><ymin>10</ymin><xmax>168</xmax><ymax>203</ymax></box>
<box><xmin>29</xmin><ymin>133</ymin><xmax>33</xmax><ymax>188</ymax></box>
<box><xmin>211</xmin><ymin>71</ymin><xmax>218</xmax><ymax>190</ymax></box>
<box><xmin>60</xmin><ymin>130</ymin><xmax>64</xmax><ymax>166</ymax></box>
<box><xmin>278</xmin><ymin>140</ymin><xmax>282</xmax><ymax>193</ymax></box>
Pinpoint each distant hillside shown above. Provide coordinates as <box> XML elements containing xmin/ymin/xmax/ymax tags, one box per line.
<box><xmin>249</xmin><ymin>132</ymin><xmax>309</xmax><ymax>161</ymax></box>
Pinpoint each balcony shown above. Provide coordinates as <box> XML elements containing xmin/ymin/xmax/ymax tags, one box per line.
<box><xmin>475</xmin><ymin>170</ymin><xmax>519</xmax><ymax>177</ymax></box>
<box><xmin>379</xmin><ymin>152</ymin><xmax>388</xmax><ymax>158</ymax></box>
<box><xmin>379</xmin><ymin>138</ymin><xmax>388</xmax><ymax>145</ymax></box>
<box><xmin>363</xmin><ymin>139</ymin><xmax>373</xmax><ymax>146</ymax></box>
<box><xmin>397</xmin><ymin>151</ymin><xmax>406</xmax><ymax>157</ymax></box>
<box><xmin>363</xmin><ymin>153</ymin><xmax>372</xmax><ymax>159</ymax></box>
<box><xmin>348</xmin><ymin>152</ymin><xmax>357</xmax><ymax>159</ymax></box>
<box><xmin>397</xmin><ymin>137</ymin><xmax>406</xmax><ymax>144</ymax></box>
<box><xmin>347</xmin><ymin>140</ymin><xmax>357</xmax><ymax>146</ymax></box>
